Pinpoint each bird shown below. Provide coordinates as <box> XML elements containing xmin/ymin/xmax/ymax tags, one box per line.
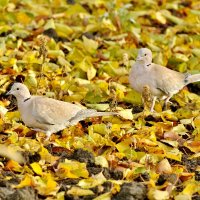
<box><xmin>129</xmin><ymin>48</ymin><xmax>200</xmax><ymax>112</ymax></box>
<box><xmin>6</xmin><ymin>83</ymin><xmax>117</xmax><ymax>139</ymax></box>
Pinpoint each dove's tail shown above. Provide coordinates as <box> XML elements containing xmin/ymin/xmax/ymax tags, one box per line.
<box><xmin>84</xmin><ymin>109</ymin><xmax>118</xmax><ymax>117</ymax></box>
<box><xmin>68</xmin><ymin>109</ymin><xmax>117</xmax><ymax>126</ymax></box>
<box><xmin>185</xmin><ymin>74</ymin><xmax>200</xmax><ymax>84</ymax></box>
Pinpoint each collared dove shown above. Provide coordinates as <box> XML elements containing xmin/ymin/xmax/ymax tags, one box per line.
<box><xmin>129</xmin><ymin>48</ymin><xmax>200</xmax><ymax>112</ymax></box>
<box><xmin>7</xmin><ymin>83</ymin><xmax>117</xmax><ymax>139</ymax></box>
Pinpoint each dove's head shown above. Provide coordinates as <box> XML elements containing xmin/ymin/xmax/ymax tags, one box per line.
<box><xmin>7</xmin><ymin>83</ymin><xmax>31</xmax><ymax>100</ymax></box>
<box><xmin>136</xmin><ymin>48</ymin><xmax>152</xmax><ymax>65</ymax></box>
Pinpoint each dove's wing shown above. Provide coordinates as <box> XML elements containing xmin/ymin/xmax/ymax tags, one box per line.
<box><xmin>31</xmin><ymin>96</ymin><xmax>83</xmax><ymax>125</ymax></box>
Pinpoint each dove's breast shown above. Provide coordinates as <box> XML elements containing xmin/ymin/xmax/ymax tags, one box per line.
<box><xmin>129</xmin><ymin>64</ymin><xmax>163</xmax><ymax>97</ymax></box>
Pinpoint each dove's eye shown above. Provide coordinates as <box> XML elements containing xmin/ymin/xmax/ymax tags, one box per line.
<box><xmin>144</xmin><ymin>54</ymin><xmax>147</xmax><ymax>56</ymax></box>
<box><xmin>16</xmin><ymin>88</ymin><xmax>19</xmax><ymax>90</ymax></box>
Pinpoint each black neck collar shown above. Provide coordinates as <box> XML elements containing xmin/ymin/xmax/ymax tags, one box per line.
<box><xmin>24</xmin><ymin>97</ymin><xmax>31</xmax><ymax>102</ymax></box>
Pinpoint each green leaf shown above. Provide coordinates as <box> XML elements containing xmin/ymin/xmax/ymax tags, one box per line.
<box><xmin>0</xmin><ymin>0</ymin><xmax>9</xmax><ymax>8</ymax></box>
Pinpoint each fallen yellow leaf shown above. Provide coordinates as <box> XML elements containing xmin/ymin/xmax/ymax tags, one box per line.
<box><xmin>30</xmin><ymin>162</ymin><xmax>43</xmax><ymax>176</ymax></box>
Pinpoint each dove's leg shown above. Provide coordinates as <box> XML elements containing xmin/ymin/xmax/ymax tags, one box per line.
<box><xmin>150</xmin><ymin>96</ymin><xmax>157</xmax><ymax>112</ymax></box>
<box><xmin>45</xmin><ymin>131</ymin><xmax>52</xmax><ymax>141</ymax></box>
<box><xmin>164</xmin><ymin>96</ymin><xmax>172</xmax><ymax>110</ymax></box>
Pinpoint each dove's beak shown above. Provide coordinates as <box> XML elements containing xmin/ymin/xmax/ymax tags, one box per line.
<box><xmin>6</xmin><ymin>90</ymin><xmax>12</xmax><ymax>95</ymax></box>
<box><xmin>136</xmin><ymin>56</ymin><xmax>143</xmax><ymax>61</ymax></box>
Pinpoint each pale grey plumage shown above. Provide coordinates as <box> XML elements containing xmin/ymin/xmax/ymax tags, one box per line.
<box><xmin>129</xmin><ymin>48</ymin><xmax>200</xmax><ymax>111</ymax></box>
<box><xmin>7</xmin><ymin>83</ymin><xmax>117</xmax><ymax>139</ymax></box>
